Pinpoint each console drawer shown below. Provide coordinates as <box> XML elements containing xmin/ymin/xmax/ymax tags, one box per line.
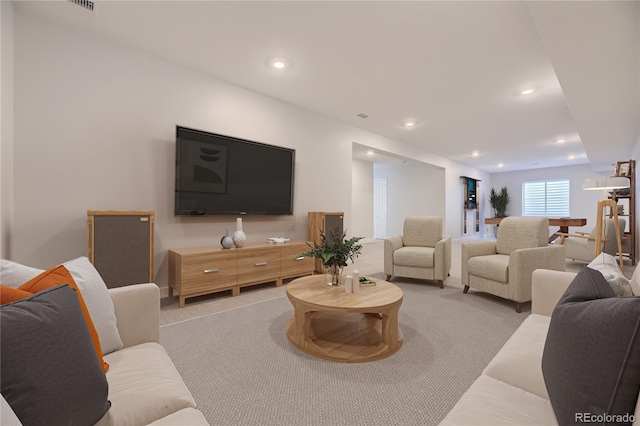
<box><xmin>280</xmin><ymin>243</ymin><xmax>314</xmax><ymax>278</ymax></box>
<box><xmin>179</xmin><ymin>252</ymin><xmax>237</xmax><ymax>293</ymax></box>
<box><xmin>237</xmin><ymin>247</ymin><xmax>280</xmax><ymax>284</ymax></box>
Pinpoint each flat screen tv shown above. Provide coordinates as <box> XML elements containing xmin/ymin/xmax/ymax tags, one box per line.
<box><xmin>175</xmin><ymin>126</ymin><xmax>295</xmax><ymax>216</ymax></box>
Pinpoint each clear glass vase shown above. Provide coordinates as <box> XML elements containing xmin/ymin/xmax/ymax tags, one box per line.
<box><xmin>326</xmin><ymin>264</ymin><xmax>342</xmax><ymax>286</ymax></box>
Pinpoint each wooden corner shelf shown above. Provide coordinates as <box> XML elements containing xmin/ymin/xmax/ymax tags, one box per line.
<box><xmin>610</xmin><ymin>160</ymin><xmax>636</xmax><ymax>265</ymax></box>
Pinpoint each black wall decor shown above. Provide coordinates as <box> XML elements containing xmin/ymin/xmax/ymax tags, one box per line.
<box><xmin>461</xmin><ymin>176</ymin><xmax>480</xmax><ymax>210</ymax></box>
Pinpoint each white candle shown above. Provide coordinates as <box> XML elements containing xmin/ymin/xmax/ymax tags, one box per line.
<box><xmin>352</xmin><ymin>270</ymin><xmax>360</xmax><ymax>293</ymax></box>
<box><xmin>345</xmin><ymin>275</ymin><xmax>352</xmax><ymax>293</ymax></box>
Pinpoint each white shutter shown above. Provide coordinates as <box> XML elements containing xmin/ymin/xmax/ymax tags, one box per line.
<box><xmin>523</xmin><ymin>181</ymin><xmax>546</xmax><ymax>216</ymax></box>
<box><xmin>522</xmin><ymin>180</ymin><xmax>570</xmax><ymax>217</ymax></box>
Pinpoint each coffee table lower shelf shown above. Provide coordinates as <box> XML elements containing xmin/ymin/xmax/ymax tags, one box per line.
<box><xmin>286</xmin><ymin>311</ymin><xmax>403</xmax><ymax>363</ymax></box>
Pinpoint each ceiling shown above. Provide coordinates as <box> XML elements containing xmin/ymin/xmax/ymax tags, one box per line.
<box><xmin>13</xmin><ymin>1</ymin><xmax>640</xmax><ymax>173</ymax></box>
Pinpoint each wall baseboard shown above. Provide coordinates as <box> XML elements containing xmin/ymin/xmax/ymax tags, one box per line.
<box><xmin>159</xmin><ymin>286</ymin><xmax>171</xmax><ymax>299</ymax></box>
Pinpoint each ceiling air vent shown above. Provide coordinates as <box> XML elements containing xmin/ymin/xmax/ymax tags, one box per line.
<box><xmin>68</xmin><ymin>0</ymin><xmax>95</xmax><ymax>12</ymax></box>
<box><xmin>356</xmin><ymin>113</ymin><xmax>369</xmax><ymax>119</ymax></box>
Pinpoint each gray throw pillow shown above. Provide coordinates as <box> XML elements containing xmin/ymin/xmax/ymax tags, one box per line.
<box><xmin>542</xmin><ymin>267</ymin><xmax>640</xmax><ymax>425</ymax></box>
<box><xmin>1</xmin><ymin>285</ymin><xmax>111</xmax><ymax>426</ymax></box>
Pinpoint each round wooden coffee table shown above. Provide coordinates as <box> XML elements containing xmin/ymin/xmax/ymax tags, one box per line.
<box><xmin>285</xmin><ymin>275</ymin><xmax>403</xmax><ymax>363</ymax></box>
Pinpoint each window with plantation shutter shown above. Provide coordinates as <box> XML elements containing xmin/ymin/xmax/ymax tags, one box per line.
<box><xmin>522</xmin><ymin>179</ymin><xmax>570</xmax><ymax>217</ymax></box>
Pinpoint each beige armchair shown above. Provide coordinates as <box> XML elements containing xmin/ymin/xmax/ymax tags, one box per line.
<box><xmin>384</xmin><ymin>216</ymin><xmax>451</xmax><ymax>288</ymax></box>
<box><xmin>556</xmin><ymin>218</ymin><xmax>626</xmax><ymax>263</ymax></box>
<box><xmin>461</xmin><ymin>217</ymin><xmax>565</xmax><ymax>313</ymax></box>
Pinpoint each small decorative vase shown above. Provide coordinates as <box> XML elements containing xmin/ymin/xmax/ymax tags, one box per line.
<box><xmin>326</xmin><ymin>264</ymin><xmax>342</xmax><ymax>286</ymax></box>
<box><xmin>220</xmin><ymin>227</ymin><xmax>234</xmax><ymax>249</ymax></box>
<box><xmin>232</xmin><ymin>218</ymin><xmax>247</xmax><ymax>248</ymax></box>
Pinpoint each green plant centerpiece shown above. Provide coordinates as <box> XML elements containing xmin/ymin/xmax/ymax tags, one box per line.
<box><xmin>299</xmin><ymin>227</ymin><xmax>363</xmax><ymax>286</ymax></box>
<box><xmin>489</xmin><ymin>186</ymin><xmax>511</xmax><ymax>218</ymax></box>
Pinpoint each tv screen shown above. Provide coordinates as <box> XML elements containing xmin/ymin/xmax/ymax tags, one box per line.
<box><xmin>175</xmin><ymin>126</ymin><xmax>295</xmax><ymax>216</ymax></box>
<box><xmin>461</xmin><ymin>176</ymin><xmax>478</xmax><ymax>209</ymax></box>
<box><xmin>467</xmin><ymin>178</ymin><xmax>477</xmax><ymax>209</ymax></box>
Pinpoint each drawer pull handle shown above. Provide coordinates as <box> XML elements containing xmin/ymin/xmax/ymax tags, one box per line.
<box><xmin>255</xmin><ymin>262</ymin><xmax>267</xmax><ymax>267</ymax></box>
<box><xmin>295</xmin><ymin>256</ymin><xmax>305</xmax><ymax>261</ymax></box>
<box><xmin>203</xmin><ymin>269</ymin><xmax>219</xmax><ymax>274</ymax></box>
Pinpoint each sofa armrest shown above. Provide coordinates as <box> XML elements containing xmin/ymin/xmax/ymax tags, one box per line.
<box><xmin>531</xmin><ymin>269</ymin><xmax>576</xmax><ymax>317</ymax></box>
<box><xmin>463</xmin><ymin>240</ymin><xmax>497</xmax><ymax>258</ymax></box>
<box><xmin>384</xmin><ymin>236</ymin><xmax>404</xmax><ymax>276</ymax></box>
<box><xmin>109</xmin><ymin>283</ymin><xmax>160</xmax><ymax>348</ymax></box>
<box><xmin>508</xmin><ymin>245</ymin><xmax>566</xmax><ymax>303</ymax></box>
<box><xmin>434</xmin><ymin>236</ymin><xmax>451</xmax><ymax>280</ymax></box>
<box><xmin>461</xmin><ymin>240</ymin><xmax>497</xmax><ymax>285</ymax></box>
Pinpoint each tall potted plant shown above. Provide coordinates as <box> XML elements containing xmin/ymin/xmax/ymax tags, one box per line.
<box><xmin>299</xmin><ymin>227</ymin><xmax>363</xmax><ymax>285</ymax></box>
<box><xmin>489</xmin><ymin>186</ymin><xmax>511</xmax><ymax>218</ymax></box>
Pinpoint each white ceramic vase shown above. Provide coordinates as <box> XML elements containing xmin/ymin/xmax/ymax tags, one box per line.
<box><xmin>232</xmin><ymin>218</ymin><xmax>247</xmax><ymax>248</ymax></box>
<box><xmin>220</xmin><ymin>227</ymin><xmax>234</xmax><ymax>249</ymax></box>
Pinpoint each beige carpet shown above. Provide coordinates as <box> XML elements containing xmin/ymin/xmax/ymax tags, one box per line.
<box><xmin>160</xmin><ymin>267</ymin><xmax>527</xmax><ymax>425</ymax></box>
<box><xmin>159</xmin><ymin>238</ymin><xmax>636</xmax><ymax>425</ymax></box>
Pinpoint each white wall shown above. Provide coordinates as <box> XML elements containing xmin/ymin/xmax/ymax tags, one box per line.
<box><xmin>490</xmin><ymin>163</ymin><xmax>616</xmax><ymax>235</ymax></box>
<box><xmin>373</xmin><ymin>161</ymin><xmax>446</xmax><ymax>237</ymax></box>
<box><xmin>351</xmin><ymin>159</ymin><xmax>373</xmax><ymax>238</ymax></box>
<box><xmin>12</xmin><ymin>10</ymin><xmax>350</xmax><ymax>276</ymax></box>
<box><xmin>341</xmin><ymin>139</ymin><xmax>491</xmax><ymax>238</ymax></box>
<box><xmin>1</xmin><ymin>1</ymin><xmax>14</xmax><ymax>259</ymax></box>
<box><xmin>9</xmin><ymin>10</ymin><xmax>487</xmax><ymax>291</ymax></box>
<box><xmin>633</xmin><ymin>142</ymin><xmax>640</xmax><ymax>264</ymax></box>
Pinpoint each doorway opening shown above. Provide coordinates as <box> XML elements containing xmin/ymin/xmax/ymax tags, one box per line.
<box><xmin>374</xmin><ymin>178</ymin><xmax>388</xmax><ymax>239</ymax></box>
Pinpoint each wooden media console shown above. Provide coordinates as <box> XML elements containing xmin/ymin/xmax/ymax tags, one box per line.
<box><xmin>168</xmin><ymin>241</ymin><xmax>314</xmax><ymax>307</ymax></box>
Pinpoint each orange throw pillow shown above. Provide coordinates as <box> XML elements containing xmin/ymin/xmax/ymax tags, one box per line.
<box><xmin>0</xmin><ymin>286</ymin><xmax>33</xmax><ymax>304</ymax></box>
<box><xmin>1</xmin><ymin>265</ymin><xmax>109</xmax><ymax>372</ymax></box>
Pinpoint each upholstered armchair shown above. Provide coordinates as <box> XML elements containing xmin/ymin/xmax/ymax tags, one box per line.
<box><xmin>556</xmin><ymin>218</ymin><xmax>626</xmax><ymax>264</ymax></box>
<box><xmin>384</xmin><ymin>216</ymin><xmax>451</xmax><ymax>288</ymax></box>
<box><xmin>461</xmin><ymin>217</ymin><xmax>565</xmax><ymax>313</ymax></box>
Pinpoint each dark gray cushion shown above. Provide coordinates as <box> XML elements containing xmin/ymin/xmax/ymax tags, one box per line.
<box><xmin>542</xmin><ymin>267</ymin><xmax>640</xmax><ymax>425</ymax></box>
<box><xmin>1</xmin><ymin>285</ymin><xmax>110</xmax><ymax>426</ymax></box>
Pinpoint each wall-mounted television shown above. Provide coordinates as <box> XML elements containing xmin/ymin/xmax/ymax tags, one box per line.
<box><xmin>175</xmin><ymin>126</ymin><xmax>295</xmax><ymax>216</ymax></box>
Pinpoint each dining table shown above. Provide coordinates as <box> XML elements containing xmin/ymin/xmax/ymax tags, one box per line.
<box><xmin>484</xmin><ymin>217</ymin><xmax>587</xmax><ymax>243</ymax></box>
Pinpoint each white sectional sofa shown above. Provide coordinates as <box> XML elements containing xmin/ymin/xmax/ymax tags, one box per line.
<box><xmin>441</xmin><ymin>264</ymin><xmax>640</xmax><ymax>425</ymax></box>
<box><xmin>97</xmin><ymin>283</ymin><xmax>208</xmax><ymax>425</ymax></box>
<box><xmin>0</xmin><ymin>258</ymin><xmax>208</xmax><ymax>425</ymax></box>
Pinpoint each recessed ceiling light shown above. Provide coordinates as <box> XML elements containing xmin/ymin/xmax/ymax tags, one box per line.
<box><xmin>556</xmin><ymin>138</ymin><xmax>566</xmax><ymax>143</ymax></box>
<box><xmin>272</xmin><ymin>60</ymin><xmax>286</xmax><ymax>70</ymax></box>
<box><xmin>366</xmin><ymin>150</ymin><xmax>375</xmax><ymax>156</ymax></box>
<box><xmin>521</xmin><ymin>88</ymin><xmax>535</xmax><ymax>95</ymax></box>
<box><xmin>403</xmin><ymin>120</ymin><xmax>416</xmax><ymax>128</ymax></box>
<box><xmin>471</xmin><ymin>151</ymin><xmax>480</xmax><ymax>157</ymax></box>
<box><xmin>568</xmin><ymin>154</ymin><xmax>575</xmax><ymax>160</ymax></box>
<box><xmin>498</xmin><ymin>163</ymin><xmax>504</xmax><ymax>168</ymax></box>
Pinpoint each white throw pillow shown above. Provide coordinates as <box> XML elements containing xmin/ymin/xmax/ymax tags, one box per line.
<box><xmin>63</xmin><ymin>257</ymin><xmax>123</xmax><ymax>354</ymax></box>
<box><xmin>587</xmin><ymin>253</ymin><xmax>633</xmax><ymax>296</ymax></box>
<box><xmin>0</xmin><ymin>259</ymin><xmax>43</xmax><ymax>288</ymax></box>
<box><xmin>1</xmin><ymin>257</ymin><xmax>123</xmax><ymax>354</ymax></box>
<box><xmin>1</xmin><ymin>394</ymin><xmax>22</xmax><ymax>426</ymax></box>
<box><xmin>631</xmin><ymin>268</ymin><xmax>640</xmax><ymax>297</ymax></box>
